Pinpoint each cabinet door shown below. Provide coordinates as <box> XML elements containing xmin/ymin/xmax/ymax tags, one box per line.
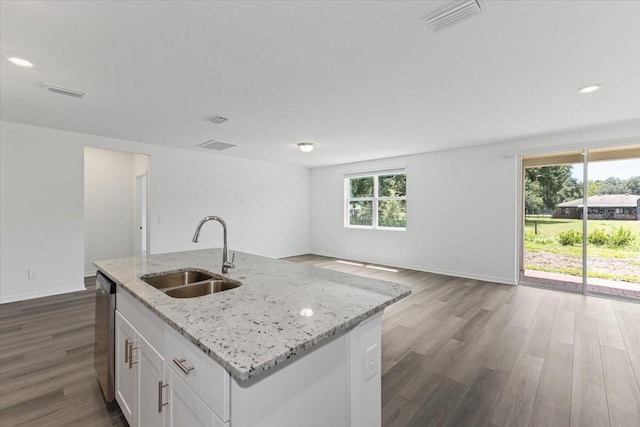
<box><xmin>115</xmin><ymin>311</ymin><xmax>137</xmax><ymax>426</ymax></box>
<box><xmin>138</xmin><ymin>334</ymin><xmax>165</xmax><ymax>427</ymax></box>
<box><xmin>166</xmin><ymin>368</ymin><xmax>227</xmax><ymax>427</ymax></box>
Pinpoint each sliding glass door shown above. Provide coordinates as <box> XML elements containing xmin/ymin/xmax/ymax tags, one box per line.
<box><xmin>521</xmin><ymin>151</ymin><xmax>585</xmax><ymax>292</ymax></box>
<box><xmin>520</xmin><ymin>146</ymin><xmax>640</xmax><ymax>301</ymax></box>
<box><xmin>585</xmin><ymin>148</ymin><xmax>640</xmax><ymax>299</ymax></box>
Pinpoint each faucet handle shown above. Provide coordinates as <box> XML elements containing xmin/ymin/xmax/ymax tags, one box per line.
<box><xmin>224</xmin><ymin>252</ymin><xmax>235</xmax><ymax>269</ymax></box>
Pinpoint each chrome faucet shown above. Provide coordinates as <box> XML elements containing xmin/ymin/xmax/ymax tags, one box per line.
<box><xmin>192</xmin><ymin>216</ymin><xmax>235</xmax><ymax>274</ymax></box>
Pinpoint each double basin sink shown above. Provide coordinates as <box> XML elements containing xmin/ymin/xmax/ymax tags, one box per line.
<box><xmin>141</xmin><ymin>269</ymin><xmax>241</xmax><ymax>298</ymax></box>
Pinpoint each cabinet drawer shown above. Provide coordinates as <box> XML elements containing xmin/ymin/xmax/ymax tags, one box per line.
<box><xmin>168</xmin><ymin>368</ymin><xmax>228</xmax><ymax>427</ymax></box>
<box><xmin>164</xmin><ymin>326</ymin><xmax>230</xmax><ymax>422</ymax></box>
<box><xmin>117</xmin><ymin>288</ymin><xmax>164</xmax><ymax>352</ymax></box>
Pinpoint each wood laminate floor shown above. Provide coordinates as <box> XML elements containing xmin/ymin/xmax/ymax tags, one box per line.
<box><xmin>0</xmin><ymin>277</ymin><xmax>126</xmax><ymax>427</ymax></box>
<box><xmin>1</xmin><ymin>256</ymin><xmax>639</xmax><ymax>426</ymax></box>
<box><xmin>287</xmin><ymin>255</ymin><xmax>640</xmax><ymax>427</ymax></box>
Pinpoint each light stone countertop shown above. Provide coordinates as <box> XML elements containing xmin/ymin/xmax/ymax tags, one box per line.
<box><xmin>94</xmin><ymin>249</ymin><xmax>411</xmax><ymax>381</ymax></box>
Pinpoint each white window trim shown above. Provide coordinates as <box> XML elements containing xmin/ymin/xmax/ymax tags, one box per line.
<box><xmin>344</xmin><ymin>169</ymin><xmax>407</xmax><ymax>230</ymax></box>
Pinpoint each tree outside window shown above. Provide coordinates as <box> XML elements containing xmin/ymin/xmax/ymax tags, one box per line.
<box><xmin>345</xmin><ymin>170</ymin><xmax>406</xmax><ymax>229</ymax></box>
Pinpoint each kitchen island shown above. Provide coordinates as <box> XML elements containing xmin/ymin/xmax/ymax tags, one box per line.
<box><xmin>96</xmin><ymin>249</ymin><xmax>410</xmax><ymax>427</ymax></box>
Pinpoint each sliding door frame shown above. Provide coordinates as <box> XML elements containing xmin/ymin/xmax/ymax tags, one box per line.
<box><xmin>581</xmin><ymin>149</ymin><xmax>588</xmax><ymax>295</ymax></box>
<box><xmin>518</xmin><ymin>145</ymin><xmax>640</xmax><ymax>301</ymax></box>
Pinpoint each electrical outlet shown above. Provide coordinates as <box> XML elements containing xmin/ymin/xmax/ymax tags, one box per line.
<box><xmin>28</xmin><ymin>268</ymin><xmax>39</xmax><ymax>279</ymax></box>
<box><xmin>366</xmin><ymin>344</ymin><xmax>378</xmax><ymax>380</ymax></box>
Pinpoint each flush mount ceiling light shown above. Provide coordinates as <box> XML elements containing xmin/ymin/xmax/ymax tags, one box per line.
<box><xmin>578</xmin><ymin>84</ymin><xmax>602</xmax><ymax>94</ymax></box>
<box><xmin>7</xmin><ymin>56</ymin><xmax>34</xmax><ymax>67</ymax></box>
<box><xmin>297</xmin><ymin>142</ymin><xmax>315</xmax><ymax>153</ymax></box>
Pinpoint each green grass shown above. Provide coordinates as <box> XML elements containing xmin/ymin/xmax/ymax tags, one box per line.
<box><xmin>524</xmin><ymin>217</ymin><xmax>640</xmax><ymax>259</ymax></box>
<box><xmin>525</xmin><ymin>264</ymin><xmax>640</xmax><ymax>283</ymax></box>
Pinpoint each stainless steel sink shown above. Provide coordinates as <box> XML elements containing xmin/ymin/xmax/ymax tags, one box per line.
<box><xmin>164</xmin><ymin>280</ymin><xmax>241</xmax><ymax>298</ymax></box>
<box><xmin>140</xmin><ymin>269</ymin><xmax>241</xmax><ymax>298</ymax></box>
<box><xmin>141</xmin><ymin>270</ymin><xmax>215</xmax><ymax>289</ymax></box>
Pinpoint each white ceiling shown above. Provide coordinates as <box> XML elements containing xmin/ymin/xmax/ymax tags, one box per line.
<box><xmin>1</xmin><ymin>1</ymin><xmax>639</xmax><ymax>168</ymax></box>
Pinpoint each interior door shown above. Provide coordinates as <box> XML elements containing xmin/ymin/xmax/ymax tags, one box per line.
<box><xmin>135</xmin><ymin>174</ymin><xmax>148</xmax><ymax>258</ymax></box>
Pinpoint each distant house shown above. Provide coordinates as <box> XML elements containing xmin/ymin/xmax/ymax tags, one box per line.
<box><xmin>553</xmin><ymin>194</ymin><xmax>640</xmax><ymax>220</ymax></box>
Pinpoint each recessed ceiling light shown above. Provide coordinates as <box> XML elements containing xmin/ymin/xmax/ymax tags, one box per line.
<box><xmin>7</xmin><ymin>57</ymin><xmax>34</xmax><ymax>68</ymax></box>
<box><xmin>578</xmin><ymin>84</ymin><xmax>601</xmax><ymax>94</ymax></box>
<box><xmin>298</xmin><ymin>142</ymin><xmax>315</xmax><ymax>153</ymax></box>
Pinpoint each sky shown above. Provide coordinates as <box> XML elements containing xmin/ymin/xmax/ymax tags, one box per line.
<box><xmin>571</xmin><ymin>158</ymin><xmax>639</xmax><ymax>181</ymax></box>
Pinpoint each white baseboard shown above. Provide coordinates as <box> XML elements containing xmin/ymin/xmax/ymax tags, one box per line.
<box><xmin>309</xmin><ymin>250</ymin><xmax>516</xmax><ymax>286</ymax></box>
<box><xmin>0</xmin><ymin>284</ymin><xmax>86</xmax><ymax>305</ymax></box>
<box><xmin>274</xmin><ymin>250</ymin><xmax>312</xmax><ymax>259</ymax></box>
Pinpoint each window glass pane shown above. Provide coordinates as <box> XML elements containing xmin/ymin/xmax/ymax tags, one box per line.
<box><xmin>378</xmin><ymin>174</ymin><xmax>406</xmax><ymax>197</ymax></box>
<box><xmin>349</xmin><ymin>201</ymin><xmax>373</xmax><ymax>226</ymax></box>
<box><xmin>378</xmin><ymin>200</ymin><xmax>406</xmax><ymax>227</ymax></box>
<box><xmin>349</xmin><ymin>177</ymin><xmax>374</xmax><ymax>198</ymax></box>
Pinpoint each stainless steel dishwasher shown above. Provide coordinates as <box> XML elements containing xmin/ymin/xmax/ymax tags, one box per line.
<box><xmin>94</xmin><ymin>270</ymin><xmax>116</xmax><ymax>402</ymax></box>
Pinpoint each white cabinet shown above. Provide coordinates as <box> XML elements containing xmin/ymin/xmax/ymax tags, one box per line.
<box><xmin>164</xmin><ymin>325</ymin><xmax>230</xmax><ymax>422</ymax></box>
<box><xmin>115</xmin><ymin>289</ymin><xmax>229</xmax><ymax>427</ymax></box>
<box><xmin>138</xmin><ymin>334</ymin><xmax>165</xmax><ymax>427</ymax></box>
<box><xmin>114</xmin><ymin>286</ymin><xmax>383</xmax><ymax>427</ymax></box>
<box><xmin>115</xmin><ymin>310</ymin><xmax>166</xmax><ymax>427</ymax></box>
<box><xmin>165</xmin><ymin>367</ymin><xmax>226</xmax><ymax>427</ymax></box>
<box><xmin>115</xmin><ymin>311</ymin><xmax>136</xmax><ymax>425</ymax></box>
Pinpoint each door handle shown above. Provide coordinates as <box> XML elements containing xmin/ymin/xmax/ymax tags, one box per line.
<box><xmin>158</xmin><ymin>381</ymin><xmax>169</xmax><ymax>413</ymax></box>
<box><xmin>173</xmin><ymin>358</ymin><xmax>194</xmax><ymax>375</ymax></box>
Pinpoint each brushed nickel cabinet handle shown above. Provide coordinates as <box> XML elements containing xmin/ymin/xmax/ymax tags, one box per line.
<box><xmin>128</xmin><ymin>341</ymin><xmax>138</xmax><ymax>369</ymax></box>
<box><xmin>173</xmin><ymin>358</ymin><xmax>194</xmax><ymax>375</ymax></box>
<box><xmin>158</xmin><ymin>381</ymin><xmax>169</xmax><ymax>413</ymax></box>
<box><xmin>124</xmin><ymin>338</ymin><xmax>130</xmax><ymax>363</ymax></box>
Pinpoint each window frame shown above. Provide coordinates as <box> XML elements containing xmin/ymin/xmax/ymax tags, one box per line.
<box><xmin>344</xmin><ymin>168</ymin><xmax>407</xmax><ymax>230</ymax></box>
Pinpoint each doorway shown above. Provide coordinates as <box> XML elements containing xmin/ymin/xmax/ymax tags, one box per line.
<box><xmin>84</xmin><ymin>148</ymin><xmax>150</xmax><ymax>275</ymax></box>
<box><xmin>520</xmin><ymin>146</ymin><xmax>640</xmax><ymax>301</ymax></box>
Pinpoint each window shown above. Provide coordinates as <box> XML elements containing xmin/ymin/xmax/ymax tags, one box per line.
<box><xmin>345</xmin><ymin>169</ymin><xmax>406</xmax><ymax>229</ymax></box>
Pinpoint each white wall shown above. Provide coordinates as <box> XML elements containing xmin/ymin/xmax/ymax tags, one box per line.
<box><xmin>310</xmin><ymin>120</ymin><xmax>640</xmax><ymax>285</ymax></box>
<box><xmin>84</xmin><ymin>147</ymin><xmax>137</xmax><ymax>275</ymax></box>
<box><xmin>1</xmin><ymin>122</ymin><xmax>85</xmax><ymax>301</ymax></box>
<box><xmin>0</xmin><ymin>121</ymin><xmax>310</xmax><ymax>303</ymax></box>
<box><xmin>311</xmin><ymin>145</ymin><xmax>516</xmax><ymax>284</ymax></box>
<box><xmin>2</xmin><ymin>118</ymin><xmax>637</xmax><ymax>302</ymax></box>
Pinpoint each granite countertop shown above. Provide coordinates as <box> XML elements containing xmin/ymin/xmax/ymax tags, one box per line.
<box><xmin>94</xmin><ymin>249</ymin><xmax>411</xmax><ymax>381</ymax></box>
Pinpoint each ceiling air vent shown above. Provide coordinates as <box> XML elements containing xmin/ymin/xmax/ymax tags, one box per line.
<box><xmin>42</xmin><ymin>82</ymin><xmax>86</xmax><ymax>99</ymax></box>
<box><xmin>422</xmin><ymin>0</ymin><xmax>484</xmax><ymax>32</ymax></box>
<box><xmin>197</xmin><ymin>140</ymin><xmax>237</xmax><ymax>151</ymax></box>
<box><xmin>207</xmin><ymin>115</ymin><xmax>228</xmax><ymax>125</ymax></box>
